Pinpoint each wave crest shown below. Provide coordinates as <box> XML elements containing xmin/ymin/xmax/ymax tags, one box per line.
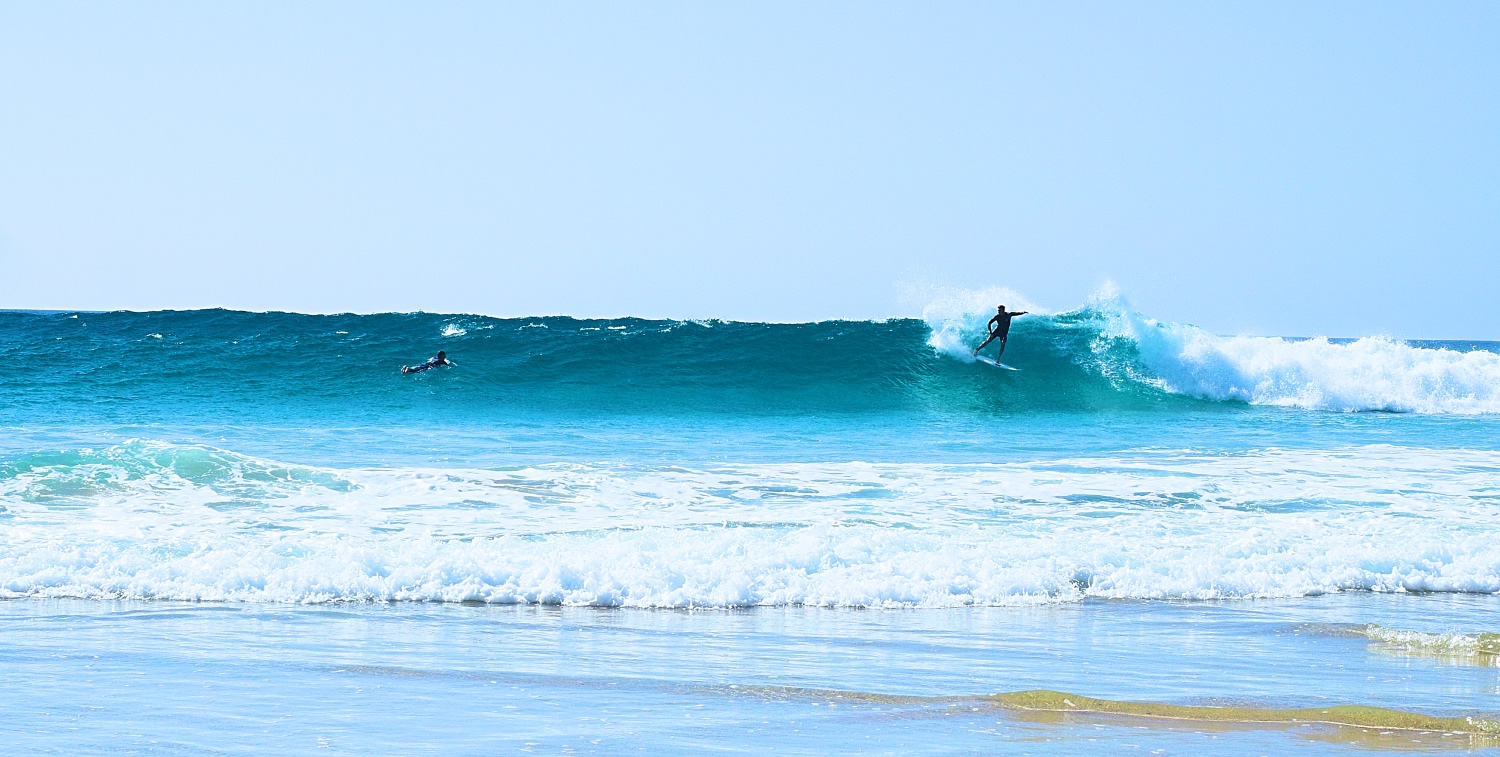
<box><xmin>924</xmin><ymin>287</ymin><xmax>1500</xmax><ymax>414</ymax></box>
<box><xmin>1106</xmin><ymin>308</ymin><xmax>1500</xmax><ymax>414</ymax></box>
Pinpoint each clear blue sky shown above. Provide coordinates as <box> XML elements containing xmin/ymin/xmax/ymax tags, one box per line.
<box><xmin>1</xmin><ymin>2</ymin><xmax>1496</xmax><ymax>338</ymax></box>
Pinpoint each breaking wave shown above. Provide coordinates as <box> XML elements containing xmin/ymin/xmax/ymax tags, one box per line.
<box><xmin>3</xmin><ymin>294</ymin><xmax>1498</xmax><ymax>420</ymax></box>
<box><xmin>924</xmin><ymin>290</ymin><xmax>1500</xmax><ymax>414</ymax></box>
<box><xmin>4</xmin><ymin>441</ymin><xmax>1500</xmax><ymax>607</ymax></box>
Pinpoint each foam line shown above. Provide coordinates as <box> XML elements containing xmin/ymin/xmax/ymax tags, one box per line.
<box><xmin>5</xmin><ymin>442</ymin><xmax>1500</xmax><ymax>607</ymax></box>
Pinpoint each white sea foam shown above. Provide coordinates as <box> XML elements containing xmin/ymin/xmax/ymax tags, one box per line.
<box><xmin>3</xmin><ymin>442</ymin><xmax>1499</xmax><ymax>607</ymax></box>
<box><xmin>919</xmin><ymin>284</ymin><xmax>1047</xmax><ymax>361</ymax></box>
<box><xmin>924</xmin><ymin>286</ymin><xmax>1500</xmax><ymax>413</ymax></box>
<box><xmin>440</xmin><ymin>323</ymin><xmax>467</xmax><ymax>337</ymax></box>
<box><xmin>1092</xmin><ymin>295</ymin><xmax>1500</xmax><ymax>414</ymax></box>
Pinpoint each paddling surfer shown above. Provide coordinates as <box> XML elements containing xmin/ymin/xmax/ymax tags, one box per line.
<box><xmin>402</xmin><ymin>350</ymin><xmax>454</xmax><ymax>374</ymax></box>
<box><xmin>973</xmin><ymin>306</ymin><xmax>1027</xmax><ymax>360</ymax></box>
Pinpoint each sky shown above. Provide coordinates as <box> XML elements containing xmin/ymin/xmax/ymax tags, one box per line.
<box><xmin>1</xmin><ymin>2</ymin><xmax>1497</xmax><ymax>338</ymax></box>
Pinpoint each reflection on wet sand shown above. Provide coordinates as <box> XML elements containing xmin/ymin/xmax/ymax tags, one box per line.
<box><xmin>733</xmin><ymin>685</ymin><xmax>1500</xmax><ymax>749</ymax></box>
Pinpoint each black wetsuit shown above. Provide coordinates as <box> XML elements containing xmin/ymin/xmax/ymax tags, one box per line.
<box><xmin>403</xmin><ymin>356</ymin><xmax>448</xmax><ymax>374</ymax></box>
<box><xmin>988</xmin><ymin>312</ymin><xmax>1016</xmax><ymax>342</ymax></box>
<box><xmin>975</xmin><ymin>310</ymin><xmax>1027</xmax><ymax>358</ymax></box>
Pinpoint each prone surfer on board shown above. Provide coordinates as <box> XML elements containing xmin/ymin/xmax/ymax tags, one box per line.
<box><xmin>973</xmin><ymin>305</ymin><xmax>1027</xmax><ymax>360</ymax></box>
<box><xmin>402</xmin><ymin>350</ymin><xmax>454</xmax><ymax>374</ymax></box>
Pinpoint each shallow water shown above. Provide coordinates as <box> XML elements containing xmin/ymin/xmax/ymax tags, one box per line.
<box><xmin>4</xmin><ymin>596</ymin><xmax>1498</xmax><ymax>754</ymax></box>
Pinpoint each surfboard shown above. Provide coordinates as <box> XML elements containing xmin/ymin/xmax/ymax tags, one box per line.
<box><xmin>974</xmin><ymin>355</ymin><xmax>1019</xmax><ymax>371</ymax></box>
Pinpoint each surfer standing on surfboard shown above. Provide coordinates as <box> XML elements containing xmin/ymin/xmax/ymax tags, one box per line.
<box><xmin>974</xmin><ymin>305</ymin><xmax>1027</xmax><ymax>360</ymax></box>
<box><xmin>402</xmin><ymin>350</ymin><xmax>454</xmax><ymax>374</ymax></box>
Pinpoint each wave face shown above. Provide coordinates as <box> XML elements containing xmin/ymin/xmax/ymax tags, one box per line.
<box><xmin>3</xmin><ymin>441</ymin><xmax>1499</xmax><ymax>607</ymax></box>
<box><xmin>3</xmin><ymin>302</ymin><xmax>1496</xmax><ymax>425</ymax></box>
<box><xmin>922</xmin><ymin>294</ymin><xmax>1500</xmax><ymax>414</ymax></box>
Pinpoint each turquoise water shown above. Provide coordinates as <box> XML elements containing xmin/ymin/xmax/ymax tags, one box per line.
<box><xmin>3</xmin><ymin>299</ymin><xmax>1499</xmax><ymax>752</ymax></box>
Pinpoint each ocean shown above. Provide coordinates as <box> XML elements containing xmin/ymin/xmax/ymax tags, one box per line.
<box><xmin>3</xmin><ymin>295</ymin><xmax>1499</xmax><ymax>754</ymax></box>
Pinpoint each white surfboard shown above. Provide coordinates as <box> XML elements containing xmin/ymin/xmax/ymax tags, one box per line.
<box><xmin>974</xmin><ymin>355</ymin><xmax>1019</xmax><ymax>371</ymax></box>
